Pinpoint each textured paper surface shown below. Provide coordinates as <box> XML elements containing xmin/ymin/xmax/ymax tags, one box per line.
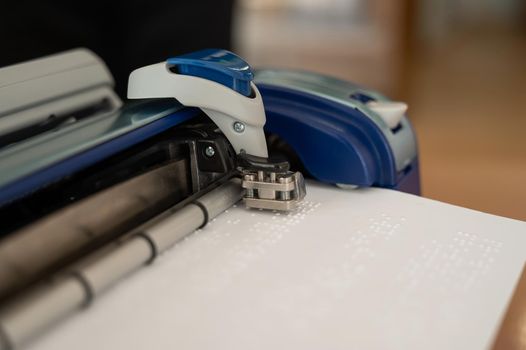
<box><xmin>30</xmin><ymin>182</ymin><xmax>526</xmax><ymax>350</ymax></box>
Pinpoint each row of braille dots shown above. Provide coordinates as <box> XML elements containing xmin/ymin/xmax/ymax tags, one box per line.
<box><xmin>180</xmin><ymin>203</ymin><xmax>286</xmax><ymax>287</ymax></box>
<box><xmin>194</xmin><ymin>200</ymin><xmax>317</xmax><ymax>250</ymax></box>
<box><xmin>165</xmin><ymin>201</ymin><xmax>318</xmax><ymax>291</ymax></box>
<box><xmin>326</xmin><ymin>213</ymin><xmax>408</xmax><ymax>289</ymax></box>
<box><xmin>454</xmin><ymin>230</ymin><xmax>503</xmax><ymax>287</ymax></box>
<box><xmin>367</xmin><ymin>213</ymin><xmax>406</xmax><ymax>241</ymax></box>
<box><xmin>398</xmin><ymin>231</ymin><xmax>504</xmax><ymax>293</ymax></box>
<box><xmin>221</xmin><ymin>200</ymin><xmax>323</xmax><ymax>268</ymax></box>
<box><xmin>268</xmin><ymin>200</ymin><xmax>321</xmax><ymax>226</ymax></box>
<box><xmin>207</xmin><ymin>201</ymin><xmax>323</xmax><ymax>278</ymax></box>
<box><xmin>343</xmin><ymin>213</ymin><xmax>407</xmax><ymax>261</ymax></box>
<box><xmin>309</xmin><ymin>215</ymin><xmax>394</xmax><ymax>291</ymax></box>
<box><xmin>245</xmin><ymin>200</ymin><xmax>322</xmax><ymax>243</ymax></box>
<box><xmin>214</xmin><ymin>200</ymin><xmax>321</xmax><ymax>227</ymax></box>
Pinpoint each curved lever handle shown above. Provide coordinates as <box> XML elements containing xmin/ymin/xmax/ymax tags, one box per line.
<box><xmin>127</xmin><ymin>49</ymin><xmax>268</xmax><ymax>158</ymax></box>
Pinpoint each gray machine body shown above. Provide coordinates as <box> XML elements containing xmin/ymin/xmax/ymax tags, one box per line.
<box><xmin>0</xmin><ymin>49</ymin><xmax>122</xmax><ymax>136</ymax></box>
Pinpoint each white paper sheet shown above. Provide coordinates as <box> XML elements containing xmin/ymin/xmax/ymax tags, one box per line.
<box><xmin>30</xmin><ymin>182</ymin><xmax>526</xmax><ymax>350</ymax></box>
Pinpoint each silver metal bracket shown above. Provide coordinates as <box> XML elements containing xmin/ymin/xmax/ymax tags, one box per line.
<box><xmin>237</xmin><ymin>152</ymin><xmax>306</xmax><ymax>211</ymax></box>
<box><xmin>241</xmin><ymin>170</ymin><xmax>306</xmax><ymax>211</ymax></box>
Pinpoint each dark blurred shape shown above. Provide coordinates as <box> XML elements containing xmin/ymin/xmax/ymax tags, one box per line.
<box><xmin>0</xmin><ymin>0</ymin><xmax>235</xmax><ymax>96</ymax></box>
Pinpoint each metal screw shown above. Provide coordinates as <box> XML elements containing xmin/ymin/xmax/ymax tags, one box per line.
<box><xmin>204</xmin><ymin>146</ymin><xmax>215</xmax><ymax>157</ymax></box>
<box><xmin>233</xmin><ymin>121</ymin><xmax>245</xmax><ymax>133</ymax></box>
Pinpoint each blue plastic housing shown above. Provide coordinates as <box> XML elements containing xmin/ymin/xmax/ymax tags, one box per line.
<box><xmin>167</xmin><ymin>49</ymin><xmax>254</xmax><ymax>97</ymax></box>
<box><xmin>257</xmin><ymin>84</ymin><xmax>420</xmax><ymax>195</ymax></box>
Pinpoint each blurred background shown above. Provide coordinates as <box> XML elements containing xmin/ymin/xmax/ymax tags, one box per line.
<box><xmin>233</xmin><ymin>0</ymin><xmax>526</xmax><ymax>221</ymax></box>
<box><xmin>2</xmin><ymin>0</ymin><xmax>525</xmax><ymax>220</ymax></box>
